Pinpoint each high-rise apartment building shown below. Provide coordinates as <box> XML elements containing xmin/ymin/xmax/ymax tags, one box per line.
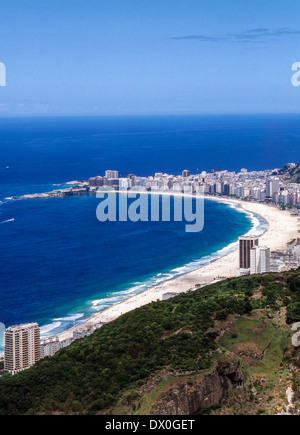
<box><xmin>89</xmin><ymin>176</ymin><xmax>104</xmax><ymax>187</ymax></box>
<box><xmin>4</xmin><ymin>323</ymin><xmax>41</xmax><ymax>375</ymax></box>
<box><xmin>105</xmin><ymin>170</ymin><xmax>119</xmax><ymax>179</ymax></box>
<box><xmin>266</xmin><ymin>178</ymin><xmax>280</xmax><ymax>199</ymax></box>
<box><xmin>258</xmin><ymin>246</ymin><xmax>271</xmax><ymax>274</ymax></box>
<box><xmin>239</xmin><ymin>236</ymin><xmax>259</xmax><ymax>270</ymax></box>
<box><xmin>250</xmin><ymin>246</ymin><xmax>271</xmax><ymax>274</ymax></box>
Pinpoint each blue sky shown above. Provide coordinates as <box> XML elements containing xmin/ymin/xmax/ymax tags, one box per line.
<box><xmin>0</xmin><ymin>0</ymin><xmax>300</xmax><ymax>115</ymax></box>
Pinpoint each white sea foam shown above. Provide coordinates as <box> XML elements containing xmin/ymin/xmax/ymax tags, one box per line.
<box><xmin>92</xmin><ymin>296</ymin><xmax>122</xmax><ymax>307</ymax></box>
<box><xmin>40</xmin><ymin>313</ymin><xmax>85</xmax><ymax>337</ymax></box>
<box><xmin>225</xmin><ymin>202</ymin><xmax>267</xmax><ymax>237</ymax></box>
<box><xmin>87</xmin><ymin>243</ymin><xmax>243</xmax><ymax>315</ymax></box>
<box><xmin>53</xmin><ymin>313</ymin><xmax>84</xmax><ymax>323</ymax></box>
<box><xmin>171</xmin><ymin>266</ymin><xmax>187</xmax><ymax>273</ymax></box>
<box><xmin>40</xmin><ymin>322</ymin><xmax>62</xmax><ymax>336</ymax></box>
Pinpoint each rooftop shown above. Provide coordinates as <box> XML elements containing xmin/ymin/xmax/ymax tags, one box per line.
<box><xmin>6</xmin><ymin>323</ymin><xmax>39</xmax><ymax>332</ymax></box>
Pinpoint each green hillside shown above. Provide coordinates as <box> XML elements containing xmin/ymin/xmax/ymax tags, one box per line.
<box><xmin>290</xmin><ymin>165</ymin><xmax>300</xmax><ymax>183</ymax></box>
<box><xmin>279</xmin><ymin>164</ymin><xmax>300</xmax><ymax>183</ymax></box>
<box><xmin>0</xmin><ymin>271</ymin><xmax>299</xmax><ymax>415</ymax></box>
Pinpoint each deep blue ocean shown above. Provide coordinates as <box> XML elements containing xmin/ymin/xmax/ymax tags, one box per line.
<box><xmin>0</xmin><ymin>114</ymin><xmax>299</xmax><ymax>341</ymax></box>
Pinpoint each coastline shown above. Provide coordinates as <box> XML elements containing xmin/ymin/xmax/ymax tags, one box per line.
<box><xmin>56</xmin><ymin>196</ymin><xmax>299</xmax><ymax>343</ymax></box>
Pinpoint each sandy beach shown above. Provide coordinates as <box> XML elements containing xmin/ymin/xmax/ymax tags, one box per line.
<box><xmin>57</xmin><ymin>196</ymin><xmax>299</xmax><ymax>342</ymax></box>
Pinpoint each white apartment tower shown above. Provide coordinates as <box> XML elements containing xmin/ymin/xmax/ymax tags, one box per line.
<box><xmin>250</xmin><ymin>246</ymin><xmax>271</xmax><ymax>275</ymax></box>
<box><xmin>266</xmin><ymin>178</ymin><xmax>280</xmax><ymax>199</ymax></box>
<box><xmin>105</xmin><ymin>170</ymin><xmax>119</xmax><ymax>179</ymax></box>
<box><xmin>4</xmin><ymin>323</ymin><xmax>41</xmax><ymax>375</ymax></box>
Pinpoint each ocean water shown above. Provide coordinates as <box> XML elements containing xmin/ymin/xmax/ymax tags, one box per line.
<box><xmin>0</xmin><ymin>114</ymin><xmax>297</xmax><ymax>339</ymax></box>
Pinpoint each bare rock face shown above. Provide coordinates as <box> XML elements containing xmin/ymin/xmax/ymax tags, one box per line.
<box><xmin>151</xmin><ymin>353</ymin><xmax>244</xmax><ymax>415</ymax></box>
<box><xmin>286</xmin><ymin>387</ymin><xmax>296</xmax><ymax>405</ymax></box>
<box><xmin>217</xmin><ymin>352</ymin><xmax>239</xmax><ymax>376</ymax></box>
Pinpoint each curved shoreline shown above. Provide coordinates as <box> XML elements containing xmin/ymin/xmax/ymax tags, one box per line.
<box><xmin>56</xmin><ymin>195</ymin><xmax>299</xmax><ymax>343</ymax></box>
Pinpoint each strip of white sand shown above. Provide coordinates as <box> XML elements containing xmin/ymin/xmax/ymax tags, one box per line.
<box><xmin>57</xmin><ymin>196</ymin><xmax>299</xmax><ymax>342</ymax></box>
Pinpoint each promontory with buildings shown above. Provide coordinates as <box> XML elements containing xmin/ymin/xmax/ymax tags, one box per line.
<box><xmin>14</xmin><ymin>163</ymin><xmax>300</xmax><ymax>209</ymax></box>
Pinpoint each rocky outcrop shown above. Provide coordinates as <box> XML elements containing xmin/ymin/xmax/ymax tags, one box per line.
<box><xmin>151</xmin><ymin>353</ymin><xmax>244</xmax><ymax>415</ymax></box>
<box><xmin>276</xmin><ymin>387</ymin><xmax>299</xmax><ymax>415</ymax></box>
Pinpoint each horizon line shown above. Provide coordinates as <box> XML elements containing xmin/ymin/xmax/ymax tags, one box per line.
<box><xmin>1</xmin><ymin>112</ymin><xmax>300</xmax><ymax>119</ymax></box>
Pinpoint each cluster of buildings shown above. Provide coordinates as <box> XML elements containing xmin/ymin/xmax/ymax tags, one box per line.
<box><xmin>238</xmin><ymin>235</ymin><xmax>300</xmax><ymax>276</ymax></box>
<box><xmin>88</xmin><ymin>170</ymin><xmax>121</xmax><ymax>189</ymax></box>
<box><xmin>271</xmin><ymin>238</ymin><xmax>300</xmax><ymax>273</ymax></box>
<box><xmin>238</xmin><ymin>236</ymin><xmax>271</xmax><ymax>276</ymax></box>
<box><xmin>89</xmin><ymin>166</ymin><xmax>300</xmax><ymax>273</ymax></box>
<box><xmin>2</xmin><ymin>322</ymin><xmax>104</xmax><ymax>375</ymax></box>
<box><xmin>89</xmin><ymin>164</ymin><xmax>300</xmax><ymax>209</ymax></box>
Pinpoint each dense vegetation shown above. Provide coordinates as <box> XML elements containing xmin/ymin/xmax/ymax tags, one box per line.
<box><xmin>0</xmin><ymin>270</ymin><xmax>299</xmax><ymax>415</ymax></box>
<box><xmin>289</xmin><ymin>165</ymin><xmax>300</xmax><ymax>183</ymax></box>
<box><xmin>278</xmin><ymin>164</ymin><xmax>300</xmax><ymax>183</ymax></box>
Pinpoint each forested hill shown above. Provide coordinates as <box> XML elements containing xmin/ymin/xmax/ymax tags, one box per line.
<box><xmin>279</xmin><ymin>164</ymin><xmax>300</xmax><ymax>183</ymax></box>
<box><xmin>289</xmin><ymin>165</ymin><xmax>300</xmax><ymax>183</ymax></box>
<box><xmin>0</xmin><ymin>270</ymin><xmax>299</xmax><ymax>415</ymax></box>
